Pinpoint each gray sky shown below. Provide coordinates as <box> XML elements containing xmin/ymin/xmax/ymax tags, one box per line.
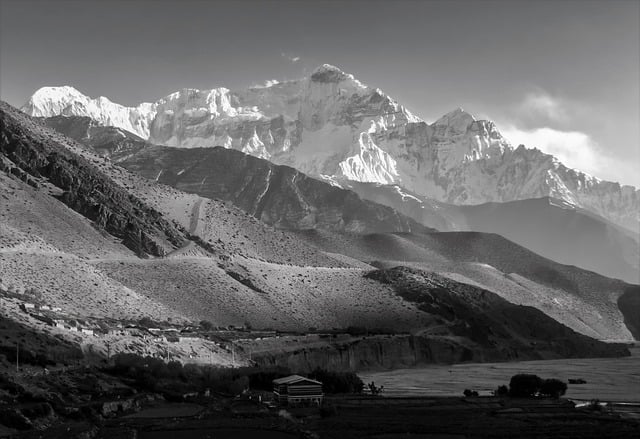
<box><xmin>1</xmin><ymin>0</ymin><xmax>638</xmax><ymax>186</ymax></box>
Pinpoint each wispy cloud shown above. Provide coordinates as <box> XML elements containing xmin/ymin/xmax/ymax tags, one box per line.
<box><xmin>516</xmin><ymin>91</ymin><xmax>570</xmax><ymax>125</ymax></box>
<box><xmin>250</xmin><ymin>79</ymin><xmax>280</xmax><ymax>89</ymax></box>
<box><xmin>501</xmin><ymin>125</ymin><xmax>639</xmax><ymax>186</ymax></box>
<box><xmin>281</xmin><ymin>52</ymin><xmax>301</xmax><ymax>63</ymax></box>
<box><xmin>489</xmin><ymin>89</ymin><xmax>639</xmax><ymax>187</ymax></box>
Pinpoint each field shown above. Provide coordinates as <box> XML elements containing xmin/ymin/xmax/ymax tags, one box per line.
<box><xmin>360</xmin><ymin>345</ymin><xmax>640</xmax><ymax>402</ymax></box>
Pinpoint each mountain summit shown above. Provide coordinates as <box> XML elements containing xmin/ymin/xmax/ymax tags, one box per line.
<box><xmin>22</xmin><ymin>65</ymin><xmax>639</xmax><ymax>231</ymax></box>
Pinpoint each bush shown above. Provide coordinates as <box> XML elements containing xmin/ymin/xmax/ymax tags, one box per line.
<box><xmin>540</xmin><ymin>378</ymin><xmax>567</xmax><ymax>398</ymax></box>
<box><xmin>494</xmin><ymin>385</ymin><xmax>509</xmax><ymax>396</ymax></box>
<box><xmin>509</xmin><ymin>374</ymin><xmax>543</xmax><ymax>397</ymax></box>
<box><xmin>463</xmin><ymin>389</ymin><xmax>479</xmax><ymax>397</ymax></box>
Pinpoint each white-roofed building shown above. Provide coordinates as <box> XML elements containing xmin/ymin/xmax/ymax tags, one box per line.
<box><xmin>272</xmin><ymin>375</ymin><xmax>323</xmax><ymax>407</ymax></box>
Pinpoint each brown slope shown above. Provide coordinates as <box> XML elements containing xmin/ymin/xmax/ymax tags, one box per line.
<box><xmin>0</xmin><ymin>102</ymin><xmax>187</xmax><ymax>257</ymax></box>
<box><xmin>290</xmin><ymin>229</ymin><xmax>640</xmax><ymax>341</ymax></box>
<box><xmin>116</xmin><ymin>145</ymin><xmax>435</xmax><ymax>234</ymax></box>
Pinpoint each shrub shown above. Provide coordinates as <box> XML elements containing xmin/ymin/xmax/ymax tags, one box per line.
<box><xmin>540</xmin><ymin>378</ymin><xmax>567</xmax><ymax>398</ymax></box>
<box><xmin>494</xmin><ymin>385</ymin><xmax>509</xmax><ymax>396</ymax></box>
<box><xmin>463</xmin><ymin>389</ymin><xmax>479</xmax><ymax>397</ymax></box>
<box><xmin>509</xmin><ymin>374</ymin><xmax>543</xmax><ymax>397</ymax></box>
<box><xmin>367</xmin><ymin>381</ymin><xmax>384</xmax><ymax>396</ymax></box>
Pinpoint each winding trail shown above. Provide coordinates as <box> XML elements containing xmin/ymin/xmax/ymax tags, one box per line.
<box><xmin>189</xmin><ymin>199</ymin><xmax>204</xmax><ymax>234</ymax></box>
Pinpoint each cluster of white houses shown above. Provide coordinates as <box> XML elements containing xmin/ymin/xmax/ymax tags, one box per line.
<box><xmin>20</xmin><ymin>302</ymin><xmax>95</xmax><ymax>335</ymax></box>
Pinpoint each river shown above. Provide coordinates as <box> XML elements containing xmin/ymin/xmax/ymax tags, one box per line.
<box><xmin>359</xmin><ymin>345</ymin><xmax>640</xmax><ymax>402</ymax></box>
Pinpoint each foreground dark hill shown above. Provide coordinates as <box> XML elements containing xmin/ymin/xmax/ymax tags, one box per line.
<box><xmin>347</xmin><ymin>182</ymin><xmax>640</xmax><ymax>284</ymax></box>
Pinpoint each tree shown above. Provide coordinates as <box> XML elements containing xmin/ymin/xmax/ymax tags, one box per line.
<box><xmin>509</xmin><ymin>374</ymin><xmax>543</xmax><ymax>397</ymax></box>
<box><xmin>463</xmin><ymin>389</ymin><xmax>479</xmax><ymax>397</ymax></box>
<box><xmin>540</xmin><ymin>378</ymin><xmax>567</xmax><ymax>398</ymax></box>
<box><xmin>368</xmin><ymin>381</ymin><xmax>384</xmax><ymax>396</ymax></box>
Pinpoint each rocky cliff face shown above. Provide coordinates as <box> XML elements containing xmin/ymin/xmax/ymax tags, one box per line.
<box><xmin>41</xmin><ymin>115</ymin><xmax>147</xmax><ymax>159</ymax></box>
<box><xmin>0</xmin><ymin>102</ymin><xmax>188</xmax><ymax>257</ymax></box>
<box><xmin>117</xmin><ymin>145</ymin><xmax>434</xmax><ymax>234</ymax></box>
<box><xmin>23</xmin><ymin>64</ymin><xmax>639</xmax><ymax>232</ymax></box>
<box><xmin>252</xmin><ymin>331</ymin><xmax>630</xmax><ymax>372</ymax></box>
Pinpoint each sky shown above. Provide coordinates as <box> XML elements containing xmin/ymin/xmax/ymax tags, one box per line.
<box><xmin>1</xmin><ymin>0</ymin><xmax>638</xmax><ymax>186</ymax></box>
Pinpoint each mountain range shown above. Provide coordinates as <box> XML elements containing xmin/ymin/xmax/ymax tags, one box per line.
<box><xmin>38</xmin><ymin>113</ymin><xmax>640</xmax><ymax>284</ymax></box>
<box><xmin>1</xmin><ymin>63</ymin><xmax>639</xmax><ymax>372</ymax></box>
<box><xmin>23</xmin><ymin>64</ymin><xmax>639</xmax><ymax>234</ymax></box>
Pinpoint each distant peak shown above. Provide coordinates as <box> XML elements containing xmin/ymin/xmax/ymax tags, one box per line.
<box><xmin>433</xmin><ymin>107</ymin><xmax>477</xmax><ymax>132</ymax></box>
<box><xmin>30</xmin><ymin>86</ymin><xmax>85</xmax><ymax>101</ymax></box>
<box><xmin>436</xmin><ymin>107</ymin><xmax>475</xmax><ymax>122</ymax></box>
<box><xmin>310</xmin><ymin>64</ymin><xmax>350</xmax><ymax>83</ymax></box>
<box><xmin>313</xmin><ymin>64</ymin><xmax>344</xmax><ymax>74</ymax></box>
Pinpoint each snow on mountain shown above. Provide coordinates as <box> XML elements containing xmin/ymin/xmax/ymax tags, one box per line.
<box><xmin>23</xmin><ymin>86</ymin><xmax>156</xmax><ymax>139</ymax></box>
<box><xmin>22</xmin><ymin>64</ymin><xmax>639</xmax><ymax>231</ymax></box>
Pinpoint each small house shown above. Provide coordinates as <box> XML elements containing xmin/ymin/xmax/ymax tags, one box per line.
<box><xmin>81</xmin><ymin>328</ymin><xmax>94</xmax><ymax>336</ymax></box>
<box><xmin>20</xmin><ymin>303</ymin><xmax>36</xmax><ymax>312</ymax></box>
<box><xmin>273</xmin><ymin>375</ymin><xmax>323</xmax><ymax>407</ymax></box>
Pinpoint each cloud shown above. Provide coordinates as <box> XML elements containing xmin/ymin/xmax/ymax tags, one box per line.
<box><xmin>250</xmin><ymin>79</ymin><xmax>280</xmax><ymax>89</ymax></box>
<box><xmin>519</xmin><ymin>92</ymin><xmax>569</xmax><ymax>123</ymax></box>
<box><xmin>501</xmin><ymin>125</ymin><xmax>640</xmax><ymax>187</ymax></box>
<box><xmin>281</xmin><ymin>52</ymin><xmax>301</xmax><ymax>63</ymax></box>
<box><xmin>510</xmin><ymin>90</ymin><xmax>577</xmax><ymax>130</ymax></box>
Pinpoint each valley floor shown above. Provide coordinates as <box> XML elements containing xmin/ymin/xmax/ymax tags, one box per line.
<box><xmin>360</xmin><ymin>345</ymin><xmax>640</xmax><ymax>402</ymax></box>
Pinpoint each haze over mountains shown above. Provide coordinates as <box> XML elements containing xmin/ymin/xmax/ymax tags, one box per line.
<box><xmin>24</xmin><ymin>64</ymin><xmax>639</xmax><ymax>235</ymax></box>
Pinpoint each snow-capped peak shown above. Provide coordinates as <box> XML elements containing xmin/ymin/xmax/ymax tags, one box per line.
<box><xmin>434</xmin><ymin>107</ymin><xmax>476</xmax><ymax>130</ymax></box>
<box><xmin>25</xmin><ymin>86</ymin><xmax>88</xmax><ymax>117</ymax></box>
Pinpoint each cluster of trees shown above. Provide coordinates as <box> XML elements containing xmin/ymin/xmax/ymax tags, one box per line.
<box><xmin>464</xmin><ymin>374</ymin><xmax>568</xmax><ymax>399</ymax></box>
<box><xmin>106</xmin><ymin>354</ymin><xmax>364</xmax><ymax>398</ymax></box>
<box><xmin>507</xmin><ymin>374</ymin><xmax>568</xmax><ymax>398</ymax></box>
<box><xmin>308</xmin><ymin>368</ymin><xmax>364</xmax><ymax>394</ymax></box>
